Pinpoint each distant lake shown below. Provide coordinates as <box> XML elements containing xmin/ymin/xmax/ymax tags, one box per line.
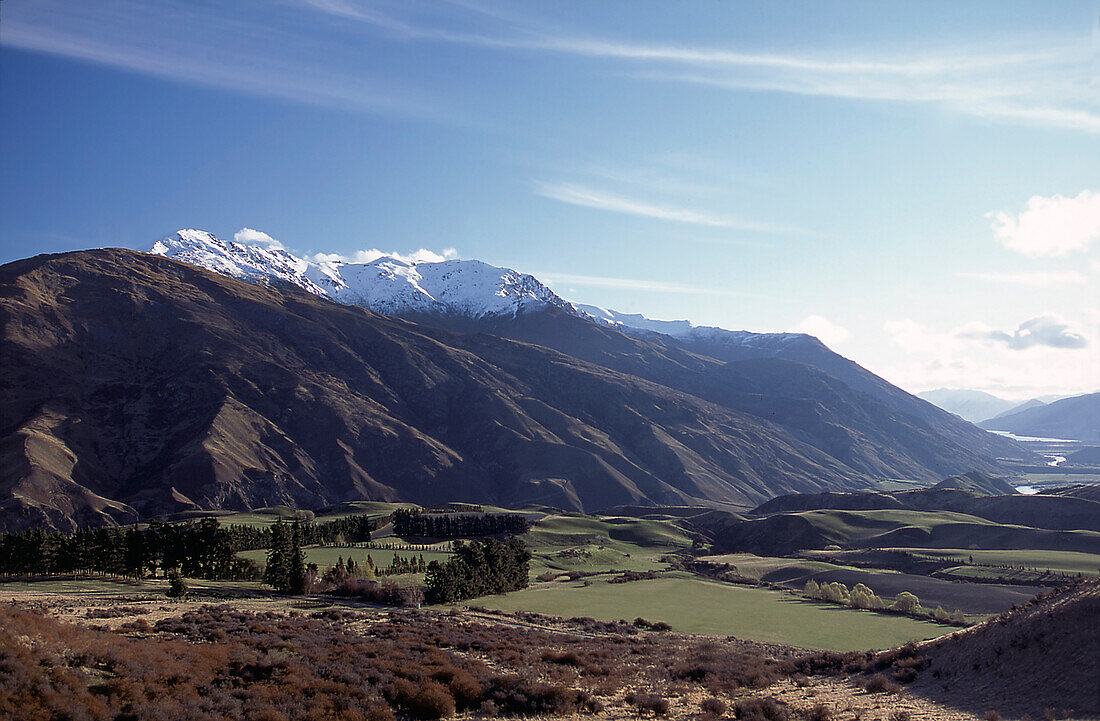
<box><xmin>988</xmin><ymin>430</ymin><xmax>1081</xmax><ymax>444</ymax></box>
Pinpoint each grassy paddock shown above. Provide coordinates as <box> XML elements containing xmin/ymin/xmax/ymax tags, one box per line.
<box><xmin>893</xmin><ymin>548</ymin><xmax>1100</xmax><ymax>576</ymax></box>
<box><xmin>236</xmin><ymin>545</ymin><xmax>452</xmax><ymax>572</ymax></box>
<box><xmin>464</xmin><ymin>574</ymin><xmax>950</xmax><ymax>651</ymax></box>
<box><xmin>523</xmin><ymin>513</ymin><xmax>692</xmax><ymax>576</ymax></box>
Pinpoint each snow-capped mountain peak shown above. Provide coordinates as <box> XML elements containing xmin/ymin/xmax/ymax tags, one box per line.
<box><xmin>150</xmin><ymin>229</ymin><xmax>575</xmax><ymax>319</ymax></box>
<box><xmin>151</xmin><ymin>229</ymin><xmax>327</xmax><ymax>295</ymax></box>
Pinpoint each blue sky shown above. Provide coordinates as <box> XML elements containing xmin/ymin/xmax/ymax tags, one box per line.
<box><xmin>1</xmin><ymin>0</ymin><xmax>1098</xmax><ymax>399</ymax></box>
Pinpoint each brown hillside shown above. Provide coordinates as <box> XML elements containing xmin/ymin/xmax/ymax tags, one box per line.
<box><xmin>1</xmin><ymin>249</ymin><xmax>871</xmax><ymax>531</ymax></box>
<box><xmin>913</xmin><ymin>579</ymin><xmax>1100</xmax><ymax>718</ymax></box>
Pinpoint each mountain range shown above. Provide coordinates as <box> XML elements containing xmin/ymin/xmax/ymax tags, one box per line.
<box><xmin>0</xmin><ymin>231</ymin><xmax>1033</xmax><ymax>530</ymax></box>
<box><xmin>916</xmin><ymin>389</ymin><xmax>1026</xmax><ymax>424</ymax></box>
<box><xmin>979</xmin><ymin>393</ymin><xmax>1100</xmax><ymax>443</ymax></box>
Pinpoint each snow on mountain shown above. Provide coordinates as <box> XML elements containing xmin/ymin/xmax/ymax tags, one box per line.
<box><xmin>575</xmin><ymin>303</ymin><xmax>812</xmax><ymax>348</ymax></box>
<box><xmin>151</xmin><ymin>229</ymin><xmax>575</xmax><ymax>319</ymax></box>
<box><xmin>151</xmin><ymin>229</ymin><xmax>326</xmax><ymax>295</ymax></box>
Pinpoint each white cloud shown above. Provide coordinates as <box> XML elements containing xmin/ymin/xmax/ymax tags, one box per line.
<box><xmin>312</xmin><ymin>248</ymin><xmax>458</xmax><ymax>265</ymax></box>
<box><xmin>234</xmin><ymin>227</ymin><xmax>284</xmax><ymax>250</ymax></box>
<box><xmin>795</xmin><ymin>315</ymin><xmax>851</xmax><ymax>347</ymax></box>
<box><xmin>956</xmin><ymin>314</ymin><xmax>1088</xmax><ymax>350</ymax></box>
<box><xmin>956</xmin><ymin>270</ymin><xmax>1086</xmax><ymax>286</ymax></box>
<box><xmin>534</xmin><ymin>182</ymin><xmax>789</xmax><ymax>234</ymax></box>
<box><xmin>883</xmin><ymin>319</ymin><xmax>942</xmax><ymax>355</ymax></box>
<box><xmin>873</xmin><ymin>316</ymin><xmax>1097</xmax><ymax>398</ymax></box>
<box><xmin>4</xmin><ymin>2</ymin><xmax>442</xmax><ymax>121</ymax></box>
<box><xmin>987</xmin><ymin>190</ymin><xmax>1100</xmax><ymax>257</ymax></box>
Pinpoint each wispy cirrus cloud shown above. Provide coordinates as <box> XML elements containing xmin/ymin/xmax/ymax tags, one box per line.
<box><xmin>534</xmin><ymin>182</ymin><xmax>791</xmax><ymax>236</ymax></box>
<box><xmin>4</xmin><ymin>1</ymin><xmax>443</xmax><ymax>121</ymax></box>
<box><xmin>304</xmin><ymin>0</ymin><xmax>1100</xmax><ymax>135</ymax></box>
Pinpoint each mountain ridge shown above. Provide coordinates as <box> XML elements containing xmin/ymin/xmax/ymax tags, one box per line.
<box><xmin>1</xmin><ymin>248</ymin><xmax>876</xmax><ymax>531</ymax></box>
<box><xmin>0</xmin><ymin>241</ymin><xmax>1035</xmax><ymax>531</ymax></box>
<box><xmin>980</xmin><ymin>392</ymin><xmax>1100</xmax><ymax>443</ymax></box>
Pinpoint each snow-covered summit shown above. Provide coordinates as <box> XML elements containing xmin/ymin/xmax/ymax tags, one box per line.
<box><xmin>150</xmin><ymin>229</ymin><xmax>575</xmax><ymax>319</ymax></box>
<box><xmin>151</xmin><ymin>229</ymin><xmax>326</xmax><ymax>295</ymax></box>
<box><xmin>309</xmin><ymin>256</ymin><xmax>574</xmax><ymax>318</ymax></box>
<box><xmin>575</xmin><ymin>304</ymin><xmax>816</xmax><ymax>349</ymax></box>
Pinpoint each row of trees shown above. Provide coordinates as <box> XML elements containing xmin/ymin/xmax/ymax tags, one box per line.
<box><xmin>804</xmin><ymin>580</ymin><xmax>966</xmax><ymax>624</ymax></box>
<box><xmin>393</xmin><ymin>509</ymin><xmax>530</xmax><ymax>538</ymax></box>
<box><xmin>424</xmin><ymin>537</ymin><xmax>530</xmax><ymax>603</ymax></box>
<box><xmin>0</xmin><ymin>519</ymin><xmax>259</xmax><ymax>581</ymax></box>
<box><xmin>227</xmin><ymin>514</ymin><xmax>375</xmax><ymax>551</ymax></box>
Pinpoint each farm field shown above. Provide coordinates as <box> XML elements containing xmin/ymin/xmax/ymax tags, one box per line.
<box><xmin>0</xmin><ymin>576</ymin><xmax>266</xmax><ymax>599</ymax></box>
<box><xmin>1019</xmin><ymin>473</ymin><xmax>1100</xmax><ymax>485</ymax></box>
<box><xmin>236</xmin><ymin>545</ymin><xmax>453</xmax><ymax>572</ymax></box>
<box><xmin>524</xmin><ymin>513</ymin><xmax>693</xmax><ymax>575</ymax></box>
<box><xmin>701</xmin><ymin>553</ymin><xmax>1034</xmax><ymax>615</ymax></box>
<box><xmin>464</xmin><ymin>574</ymin><xmax>951</xmax><ymax>651</ymax></box>
<box><xmin>896</xmin><ymin>548</ymin><xmax>1100</xmax><ymax>576</ymax></box>
<box><xmin>209</xmin><ymin>502</ymin><xmax>406</xmax><ymax>528</ymax></box>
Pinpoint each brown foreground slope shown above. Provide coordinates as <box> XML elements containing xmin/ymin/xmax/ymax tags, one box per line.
<box><xmin>912</xmin><ymin>579</ymin><xmax>1100</xmax><ymax>718</ymax></box>
<box><xmin>1</xmin><ymin>249</ymin><xmax>873</xmax><ymax>530</ymax></box>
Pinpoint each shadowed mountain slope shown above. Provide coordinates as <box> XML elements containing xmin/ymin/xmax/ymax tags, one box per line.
<box><xmin>436</xmin><ymin>309</ymin><xmax>1032</xmax><ymax>482</ymax></box>
<box><xmin>1</xmin><ymin>249</ymin><xmax>877</xmax><ymax>531</ymax></box>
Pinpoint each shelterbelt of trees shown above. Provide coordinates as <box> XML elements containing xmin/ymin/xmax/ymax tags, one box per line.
<box><xmin>0</xmin><ymin>519</ymin><xmax>258</xmax><ymax>580</ymax></box>
<box><xmin>0</xmin><ymin>513</ymin><xmax>373</xmax><ymax>581</ymax></box>
<box><xmin>1</xmin><ymin>513</ymin><xmax>532</xmax><ymax>606</ymax></box>
<box><xmin>392</xmin><ymin>509</ymin><xmax>530</xmax><ymax>538</ymax></box>
<box><xmin>226</xmin><ymin>514</ymin><xmax>375</xmax><ymax>550</ymax></box>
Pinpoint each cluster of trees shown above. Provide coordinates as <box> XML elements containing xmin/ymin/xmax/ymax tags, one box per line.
<box><xmin>0</xmin><ymin>519</ymin><xmax>260</xmax><ymax>581</ymax></box>
<box><xmin>375</xmin><ymin>552</ymin><xmax>428</xmax><ymax>576</ymax></box>
<box><xmin>264</xmin><ymin>520</ymin><xmax>309</xmax><ymax>593</ymax></box>
<box><xmin>424</xmin><ymin>537</ymin><xmax>530</xmax><ymax>603</ymax></box>
<box><xmin>804</xmin><ymin>580</ymin><xmax>966</xmax><ymax>624</ymax></box>
<box><xmin>322</xmin><ymin>552</ymin><xmax>429</xmax><ymax>584</ymax></box>
<box><xmin>363</xmin><ymin>541</ymin><xmax>447</xmax><ymax>551</ymax></box>
<box><xmin>393</xmin><ymin>509</ymin><xmax>530</xmax><ymax>538</ymax></box>
<box><xmin>227</xmin><ymin>514</ymin><xmax>374</xmax><ymax>551</ymax></box>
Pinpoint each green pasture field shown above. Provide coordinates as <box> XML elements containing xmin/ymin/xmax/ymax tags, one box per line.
<box><xmin>524</xmin><ymin>513</ymin><xmax>692</xmax><ymax>575</ymax></box>
<box><xmin>791</xmin><ymin>509</ymin><xmax>1100</xmax><ymax>554</ymax></box>
<box><xmin>464</xmin><ymin>574</ymin><xmax>951</xmax><ymax>651</ymax></box>
<box><xmin>699</xmin><ymin>552</ymin><xmax>1037</xmax><ymax>615</ymax></box>
<box><xmin>701</xmin><ymin>552</ymin><xmax>860</xmax><ymax>580</ymax></box>
<box><xmin>871</xmin><ymin>479</ymin><xmax>931</xmax><ymax>492</ymax></box>
<box><xmin>1020</xmin><ymin>473</ymin><xmax>1100</xmax><ymax>485</ymax></box>
<box><xmin>236</xmin><ymin>545</ymin><xmax>453</xmax><ymax>572</ymax></box>
<box><xmin>0</xmin><ymin>576</ymin><xmax>266</xmax><ymax>597</ymax></box>
<box><xmin>894</xmin><ymin>548</ymin><xmax>1100</xmax><ymax>576</ymax></box>
<box><xmin>210</xmin><ymin>502</ymin><xmax>408</xmax><ymax>528</ymax></box>
<box><xmin>796</xmin><ymin>509</ymin><xmax>996</xmax><ymax>540</ymax></box>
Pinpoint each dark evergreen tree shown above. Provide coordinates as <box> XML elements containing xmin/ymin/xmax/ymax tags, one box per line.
<box><xmin>288</xmin><ymin>520</ymin><xmax>308</xmax><ymax>594</ymax></box>
<box><xmin>264</xmin><ymin>520</ymin><xmax>292</xmax><ymax>591</ymax></box>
